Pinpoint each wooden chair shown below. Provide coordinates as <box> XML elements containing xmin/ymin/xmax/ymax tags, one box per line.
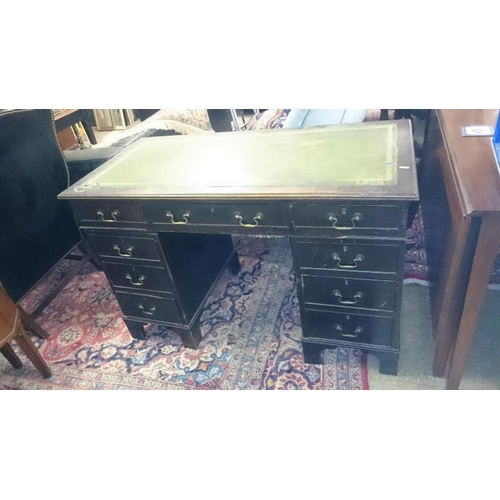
<box><xmin>0</xmin><ymin>284</ymin><xmax>51</xmax><ymax>378</ymax></box>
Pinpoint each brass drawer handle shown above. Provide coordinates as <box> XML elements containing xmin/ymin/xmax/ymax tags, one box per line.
<box><xmin>125</xmin><ymin>273</ymin><xmax>145</xmax><ymax>286</ymax></box>
<box><xmin>166</xmin><ymin>210</ymin><xmax>190</xmax><ymax>224</ymax></box>
<box><xmin>327</xmin><ymin>212</ymin><xmax>363</xmax><ymax>230</ymax></box>
<box><xmin>331</xmin><ymin>253</ymin><xmax>365</xmax><ymax>269</ymax></box>
<box><xmin>334</xmin><ymin>324</ymin><xmax>364</xmax><ymax>339</ymax></box>
<box><xmin>97</xmin><ymin>209</ymin><xmax>120</xmax><ymax>222</ymax></box>
<box><xmin>234</xmin><ymin>211</ymin><xmax>264</xmax><ymax>228</ymax></box>
<box><xmin>138</xmin><ymin>304</ymin><xmax>156</xmax><ymax>316</ymax></box>
<box><xmin>332</xmin><ymin>290</ymin><xmax>364</xmax><ymax>305</ymax></box>
<box><xmin>113</xmin><ymin>245</ymin><xmax>134</xmax><ymax>258</ymax></box>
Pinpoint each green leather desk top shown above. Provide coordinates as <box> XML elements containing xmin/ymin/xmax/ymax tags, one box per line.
<box><xmin>60</xmin><ymin>120</ymin><xmax>418</xmax><ymax>200</ymax></box>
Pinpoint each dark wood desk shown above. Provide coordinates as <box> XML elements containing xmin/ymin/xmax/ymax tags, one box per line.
<box><xmin>420</xmin><ymin>109</ymin><xmax>500</xmax><ymax>389</ymax></box>
<box><xmin>59</xmin><ymin>122</ymin><xmax>418</xmax><ymax>374</ymax></box>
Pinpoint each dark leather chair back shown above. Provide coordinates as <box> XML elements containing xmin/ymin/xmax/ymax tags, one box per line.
<box><xmin>0</xmin><ymin>109</ymin><xmax>81</xmax><ymax>302</ymax></box>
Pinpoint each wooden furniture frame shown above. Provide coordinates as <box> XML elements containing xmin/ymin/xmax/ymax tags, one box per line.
<box><xmin>420</xmin><ymin>109</ymin><xmax>500</xmax><ymax>389</ymax></box>
<box><xmin>54</xmin><ymin>109</ymin><xmax>97</xmax><ymax>145</ymax></box>
<box><xmin>59</xmin><ymin>121</ymin><xmax>418</xmax><ymax>374</ymax></box>
<box><xmin>0</xmin><ymin>285</ymin><xmax>51</xmax><ymax>378</ymax></box>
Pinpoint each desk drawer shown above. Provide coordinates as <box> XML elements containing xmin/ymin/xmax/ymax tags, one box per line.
<box><xmin>146</xmin><ymin>202</ymin><xmax>287</xmax><ymax>230</ymax></box>
<box><xmin>296</xmin><ymin>240</ymin><xmax>400</xmax><ymax>275</ymax></box>
<box><xmin>303</xmin><ymin>309</ymin><xmax>393</xmax><ymax>348</ymax></box>
<box><xmin>72</xmin><ymin>200</ymin><xmax>146</xmax><ymax>225</ymax></box>
<box><xmin>292</xmin><ymin>203</ymin><xmax>401</xmax><ymax>236</ymax></box>
<box><xmin>103</xmin><ymin>262</ymin><xmax>173</xmax><ymax>293</ymax></box>
<box><xmin>115</xmin><ymin>291</ymin><xmax>184</xmax><ymax>325</ymax></box>
<box><xmin>302</xmin><ymin>275</ymin><xmax>396</xmax><ymax>312</ymax></box>
<box><xmin>87</xmin><ymin>233</ymin><xmax>162</xmax><ymax>262</ymax></box>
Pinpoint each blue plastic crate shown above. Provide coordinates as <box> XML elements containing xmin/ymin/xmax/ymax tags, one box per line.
<box><xmin>493</xmin><ymin>111</ymin><xmax>500</xmax><ymax>169</ymax></box>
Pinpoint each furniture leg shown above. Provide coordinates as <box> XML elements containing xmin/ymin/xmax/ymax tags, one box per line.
<box><xmin>446</xmin><ymin>218</ymin><xmax>500</xmax><ymax>389</ymax></box>
<box><xmin>227</xmin><ymin>251</ymin><xmax>241</xmax><ymax>275</ymax></box>
<box><xmin>15</xmin><ymin>323</ymin><xmax>52</xmax><ymax>378</ymax></box>
<box><xmin>432</xmin><ymin>218</ymin><xmax>472</xmax><ymax>377</ymax></box>
<box><xmin>179</xmin><ymin>327</ymin><xmax>202</xmax><ymax>350</ymax></box>
<box><xmin>229</xmin><ymin>109</ymin><xmax>240</xmax><ymax>131</ymax></box>
<box><xmin>31</xmin><ymin>250</ymin><xmax>91</xmax><ymax>319</ymax></box>
<box><xmin>0</xmin><ymin>343</ymin><xmax>23</xmax><ymax>369</ymax></box>
<box><xmin>373</xmin><ymin>351</ymin><xmax>399</xmax><ymax>375</ymax></box>
<box><xmin>18</xmin><ymin>307</ymin><xmax>50</xmax><ymax>339</ymax></box>
<box><xmin>81</xmin><ymin>118</ymin><xmax>97</xmax><ymax>145</ymax></box>
<box><xmin>302</xmin><ymin>342</ymin><xmax>323</xmax><ymax>365</ymax></box>
<box><xmin>124</xmin><ymin>319</ymin><xmax>146</xmax><ymax>340</ymax></box>
<box><xmin>78</xmin><ymin>240</ymin><xmax>101</xmax><ymax>270</ymax></box>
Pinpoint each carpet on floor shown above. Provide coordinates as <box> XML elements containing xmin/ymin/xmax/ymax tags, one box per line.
<box><xmin>0</xmin><ymin>237</ymin><xmax>368</xmax><ymax>390</ymax></box>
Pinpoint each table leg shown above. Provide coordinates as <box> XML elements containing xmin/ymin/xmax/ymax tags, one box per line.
<box><xmin>446</xmin><ymin>218</ymin><xmax>500</xmax><ymax>389</ymax></box>
<box><xmin>432</xmin><ymin>218</ymin><xmax>472</xmax><ymax>377</ymax></box>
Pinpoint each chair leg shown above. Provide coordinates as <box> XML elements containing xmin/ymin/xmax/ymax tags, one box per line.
<box><xmin>14</xmin><ymin>323</ymin><xmax>52</xmax><ymax>378</ymax></box>
<box><xmin>0</xmin><ymin>343</ymin><xmax>23</xmax><ymax>369</ymax></box>
<box><xmin>31</xmin><ymin>251</ymin><xmax>91</xmax><ymax>319</ymax></box>
<box><xmin>78</xmin><ymin>240</ymin><xmax>100</xmax><ymax>270</ymax></box>
<box><xmin>18</xmin><ymin>307</ymin><xmax>50</xmax><ymax>339</ymax></box>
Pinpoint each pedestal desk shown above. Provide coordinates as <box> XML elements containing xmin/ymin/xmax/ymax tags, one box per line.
<box><xmin>59</xmin><ymin>121</ymin><xmax>418</xmax><ymax>374</ymax></box>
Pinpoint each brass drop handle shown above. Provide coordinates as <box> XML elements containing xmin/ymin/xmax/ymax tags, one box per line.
<box><xmin>327</xmin><ymin>212</ymin><xmax>363</xmax><ymax>230</ymax></box>
<box><xmin>334</xmin><ymin>324</ymin><xmax>364</xmax><ymax>339</ymax></box>
<box><xmin>113</xmin><ymin>244</ymin><xmax>134</xmax><ymax>257</ymax></box>
<box><xmin>138</xmin><ymin>304</ymin><xmax>156</xmax><ymax>316</ymax></box>
<box><xmin>166</xmin><ymin>210</ymin><xmax>190</xmax><ymax>224</ymax></box>
<box><xmin>331</xmin><ymin>253</ymin><xmax>365</xmax><ymax>269</ymax></box>
<box><xmin>97</xmin><ymin>209</ymin><xmax>120</xmax><ymax>222</ymax></box>
<box><xmin>234</xmin><ymin>211</ymin><xmax>264</xmax><ymax>228</ymax></box>
<box><xmin>332</xmin><ymin>290</ymin><xmax>364</xmax><ymax>305</ymax></box>
<box><xmin>125</xmin><ymin>273</ymin><xmax>145</xmax><ymax>286</ymax></box>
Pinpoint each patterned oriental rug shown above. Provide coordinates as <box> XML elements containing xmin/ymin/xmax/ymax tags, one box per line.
<box><xmin>0</xmin><ymin>237</ymin><xmax>368</xmax><ymax>390</ymax></box>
